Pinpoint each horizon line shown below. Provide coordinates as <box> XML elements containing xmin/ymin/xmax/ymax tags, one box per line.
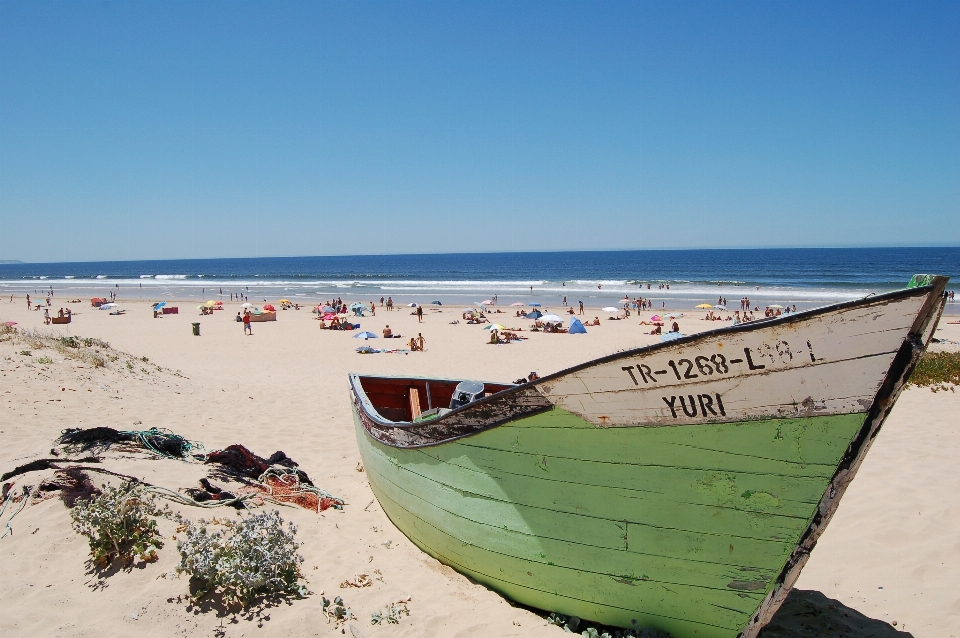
<box><xmin>2</xmin><ymin>244</ymin><xmax>959</xmax><ymax>266</ymax></box>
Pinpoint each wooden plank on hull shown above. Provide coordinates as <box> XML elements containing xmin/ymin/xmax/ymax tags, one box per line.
<box><xmin>372</xmin><ymin>486</ymin><xmax>759</xmax><ymax>636</ymax></box>
<box><xmin>537</xmin><ymin>295</ymin><xmax>926</xmax><ymax>427</ymax></box>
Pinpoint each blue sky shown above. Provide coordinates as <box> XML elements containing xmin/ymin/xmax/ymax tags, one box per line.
<box><xmin>1</xmin><ymin>1</ymin><xmax>957</xmax><ymax>262</ymax></box>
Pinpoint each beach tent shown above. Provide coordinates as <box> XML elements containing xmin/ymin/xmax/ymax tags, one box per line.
<box><xmin>526</xmin><ymin>310</ymin><xmax>543</xmax><ymax>319</ymax></box>
<box><xmin>431</xmin><ymin>301</ymin><xmax>442</xmax><ymax>305</ymax></box>
<box><xmin>528</xmin><ymin>303</ymin><xmax>541</xmax><ymax>307</ymax></box>
<box><xmin>353</xmin><ymin>331</ymin><xmax>378</xmax><ymax>340</ymax></box>
<box><xmin>408</xmin><ymin>303</ymin><xmax>418</xmax><ymax>307</ymax></box>
<box><xmin>321</xmin><ymin>306</ymin><xmax>337</xmax><ymax>314</ymax></box>
<box><xmin>99</xmin><ymin>303</ymin><xmax>117</xmax><ymax>310</ymax></box>
<box><xmin>602</xmin><ymin>307</ymin><xmax>620</xmax><ymax>313</ymax></box>
<box><xmin>569</xmin><ymin>317</ymin><xmax>587</xmax><ymax>334</ymax></box>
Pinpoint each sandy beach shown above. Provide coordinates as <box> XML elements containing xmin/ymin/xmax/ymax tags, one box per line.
<box><xmin>1</xmin><ymin>297</ymin><xmax>958</xmax><ymax>638</ymax></box>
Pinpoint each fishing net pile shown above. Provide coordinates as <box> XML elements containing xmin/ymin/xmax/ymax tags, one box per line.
<box><xmin>1</xmin><ymin>426</ymin><xmax>344</xmax><ymax>537</ymax></box>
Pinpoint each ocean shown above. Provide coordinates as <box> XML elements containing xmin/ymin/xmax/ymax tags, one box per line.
<box><xmin>1</xmin><ymin>247</ymin><xmax>957</xmax><ymax>310</ymax></box>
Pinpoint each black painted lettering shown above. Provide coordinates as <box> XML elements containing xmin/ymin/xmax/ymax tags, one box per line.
<box><xmin>622</xmin><ymin>366</ymin><xmax>639</xmax><ymax>385</ymax></box>
<box><xmin>662</xmin><ymin>396</ymin><xmax>678</xmax><ymax>418</ymax></box>
<box><xmin>744</xmin><ymin>347</ymin><xmax>765</xmax><ymax>370</ymax></box>
<box><xmin>729</xmin><ymin>358</ymin><xmax>743</xmax><ymax>364</ymax></box>
<box><xmin>637</xmin><ymin>363</ymin><xmax>657</xmax><ymax>383</ymax></box>
<box><xmin>679</xmin><ymin>395</ymin><xmax>698</xmax><ymax>417</ymax></box>
<box><xmin>715</xmin><ymin>393</ymin><xmax>726</xmax><ymax>416</ymax></box>
<box><xmin>667</xmin><ymin>360</ymin><xmax>681</xmax><ymax>380</ymax></box>
<box><xmin>698</xmin><ymin>394</ymin><xmax>717</xmax><ymax>416</ymax></box>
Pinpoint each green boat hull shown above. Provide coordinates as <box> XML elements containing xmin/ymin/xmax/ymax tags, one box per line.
<box><xmin>354</xmin><ymin>405</ymin><xmax>866</xmax><ymax>637</ymax></box>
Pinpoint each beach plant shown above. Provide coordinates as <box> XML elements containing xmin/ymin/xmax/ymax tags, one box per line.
<box><xmin>909</xmin><ymin>351</ymin><xmax>960</xmax><ymax>388</ymax></box>
<box><xmin>322</xmin><ymin>595</ymin><xmax>354</xmax><ymax>627</ymax></box>
<box><xmin>36</xmin><ymin>356</ymin><xmax>54</xmax><ymax>364</ymax></box>
<box><xmin>370</xmin><ymin>600</ymin><xmax>410</xmax><ymax>625</ymax></box>
<box><xmin>176</xmin><ymin>510</ymin><xmax>305</xmax><ymax>606</ymax></box>
<box><xmin>70</xmin><ymin>481</ymin><xmax>164</xmax><ymax>568</ymax></box>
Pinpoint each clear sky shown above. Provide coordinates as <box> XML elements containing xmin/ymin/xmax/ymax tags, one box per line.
<box><xmin>1</xmin><ymin>1</ymin><xmax>958</xmax><ymax>262</ymax></box>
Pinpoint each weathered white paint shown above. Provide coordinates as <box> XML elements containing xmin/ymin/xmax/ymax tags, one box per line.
<box><xmin>536</xmin><ymin>294</ymin><xmax>928</xmax><ymax>427</ymax></box>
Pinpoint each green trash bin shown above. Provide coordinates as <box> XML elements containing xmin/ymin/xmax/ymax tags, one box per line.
<box><xmin>192</xmin><ymin>322</ymin><xmax>200</xmax><ymax>336</ymax></box>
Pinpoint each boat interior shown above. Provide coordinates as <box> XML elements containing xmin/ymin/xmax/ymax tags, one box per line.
<box><xmin>354</xmin><ymin>375</ymin><xmax>515</xmax><ymax>423</ymax></box>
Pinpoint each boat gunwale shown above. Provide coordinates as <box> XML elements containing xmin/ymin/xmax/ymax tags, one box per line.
<box><xmin>351</xmin><ymin>283</ymin><xmax>940</xmax><ymax>432</ymax></box>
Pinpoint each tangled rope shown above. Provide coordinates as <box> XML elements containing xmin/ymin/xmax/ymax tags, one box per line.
<box><xmin>245</xmin><ymin>467</ymin><xmax>345</xmax><ymax>512</ymax></box>
<box><xmin>117</xmin><ymin>427</ymin><xmax>204</xmax><ymax>460</ymax></box>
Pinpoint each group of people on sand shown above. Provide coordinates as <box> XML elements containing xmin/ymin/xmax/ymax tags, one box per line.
<box><xmin>378</xmin><ymin>296</ymin><xmax>395</xmax><ymax>311</ymax></box>
<box><xmin>43</xmin><ymin>307</ymin><xmax>72</xmax><ymax>324</ymax></box>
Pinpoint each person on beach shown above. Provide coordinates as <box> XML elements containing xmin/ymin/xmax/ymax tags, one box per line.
<box><xmin>416</xmin><ymin>305</ymin><xmax>423</xmax><ymax>322</ymax></box>
<box><xmin>383</xmin><ymin>325</ymin><xmax>393</xmax><ymax>338</ymax></box>
<box><xmin>370</xmin><ymin>302</ymin><xmax>376</xmax><ymax>316</ymax></box>
<box><xmin>579</xmin><ymin>300</ymin><xmax>584</xmax><ymax>315</ymax></box>
<box><xmin>243</xmin><ymin>311</ymin><xmax>252</xmax><ymax>335</ymax></box>
<box><xmin>417</xmin><ymin>333</ymin><xmax>425</xmax><ymax>351</ymax></box>
<box><xmin>562</xmin><ymin>296</ymin><xmax>567</xmax><ymax>306</ymax></box>
<box><xmin>387</xmin><ymin>297</ymin><xmax>393</xmax><ymax>311</ymax></box>
<box><xmin>409</xmin><ymin>337</ymin><xmax>420</xmax><ymax>351</ymax></box>
<box><xmin>26</xmin><ymin>294</ymin><xmax>30</xmax><ymax>308</ymax></box>
<box><xmin>44</xmin><ymin>308</ymin><xmax>51</xmax><ymax>324</ymax></box>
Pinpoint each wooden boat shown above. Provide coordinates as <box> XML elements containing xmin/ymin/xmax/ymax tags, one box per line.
<box><xmin>350</xmin><ymin>275</ymin><xmax>948</xmax><ymax>638</ymax></box>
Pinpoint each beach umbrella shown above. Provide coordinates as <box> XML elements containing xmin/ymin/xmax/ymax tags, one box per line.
<box><xmin>528</xmin><ymin>303</ymin><xmax>541</xmax><ymax>307</ymax></box>
<box><xmin>263</xmin><ymin>304</ymin><xmax>276</xmax><ymax>312</ymax></box>
<box><xmin>462</xmin><ymin>308</ymin><xmax>476</xmax><ymax>313</ymax></box>
<box><xmin>431</xmin><ymin>301</ymin><xmax>442</xmax><ymax>305</ymax></box>
<box><xmin>650</xmin><ymin>315</ymin><xmax>661</xmax><ymax>321</ymax></box>
<box><xmin>242</xmin><ymin>303</ymin><xmax>253</xmax><ymax>309</ymax></box>
<box><xmin>695</xmin><ymin>304</ymin><xmax>713</xmax><ymax>309</ymax></box>
<box><xmin>321</xmin><ymin>305</ymin><xmax>336</xmax><ymax>313</ymax></box>
<box><xmin>408</xmin><ymin>303</ymin><xmax>418</xmax><ymax>307</ymax></box>
<box><xmin>768</xmin><ymin>304</ymin><xmax>784</xmax><ymax>309</ymax></box>
<box><xmin>619</xmin><ymin>298</ymin><xmax>630</xmax><ymax>303</ymax></box>
<box><xmin>540</xmin><ymin>314</ymin><xmax>562</xmax><ymax>323</ymax></box>
<box><xmin>484</xmin><ymin>324</ymin><xmax>507</xmax><ymax>331</ymax></box>
<box><xmin>100</xmin><ymin>303</ymin><xmax>117</xmax><ymax>310</ymax></box>
<box><xmin>714</xmin><ymin>305</ymin><xmax>727</xmax><ymax>311</ymax></box>
<box><xmin>510</xmin><ymin>302</ymin><xmax>526</xmax><ymax>307</ymax></box>
<box><xmin>153</xmin><ymin>301</ymin><xmax>166</xmax><ymax>309</ymax></box>
<box><xmin>569</xmin><ymin>317</ymin><xmax>587</xmax><ymax>334</ymax></box>
<box><xmin>481</xmin><ymin>299</ymin><xmax>494</xmax><ymax>305</ymax></box>
<box><xmin>278</xmin><ymin>299</ymin><xmax>291</xmax><ymax>304</ymax></box>
<box><xmin>349</xmin><ymin>302</ymin><xmax>365</xmax><ymax>310</ymax></box>
<box><xmin>353</xmin><ymin>331</ymin><xmax>378</xmax><ymax>340</ymax></box>
<box><xmin>526</xmin><ymin>310</ymin><xmax>543</xmax><ymax>319</ymax></box>
<box><xmin>602</xmin><ymin>307</ymin><xmax>620</xmax><ymax>313</ymax></box>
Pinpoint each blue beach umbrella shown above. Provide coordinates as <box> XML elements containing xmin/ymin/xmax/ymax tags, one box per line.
<box><xmin>353</xmin><ymin>331</ymin><xmax>378</xmax><ymax>340</ymax></box>
<box><xmin>153</xmin><ymin>301</ymin><xmax>166</xmax><ymax>309</ymax></box>
<box><xmin>527</xmin><ymin>310</ymin><xmax>543</xmax><ymax>319</ymax></box>
<box><xmin>431</xmin><ymin>301</ymin><xmax>442</xmax><ymax>305</ymax></box>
